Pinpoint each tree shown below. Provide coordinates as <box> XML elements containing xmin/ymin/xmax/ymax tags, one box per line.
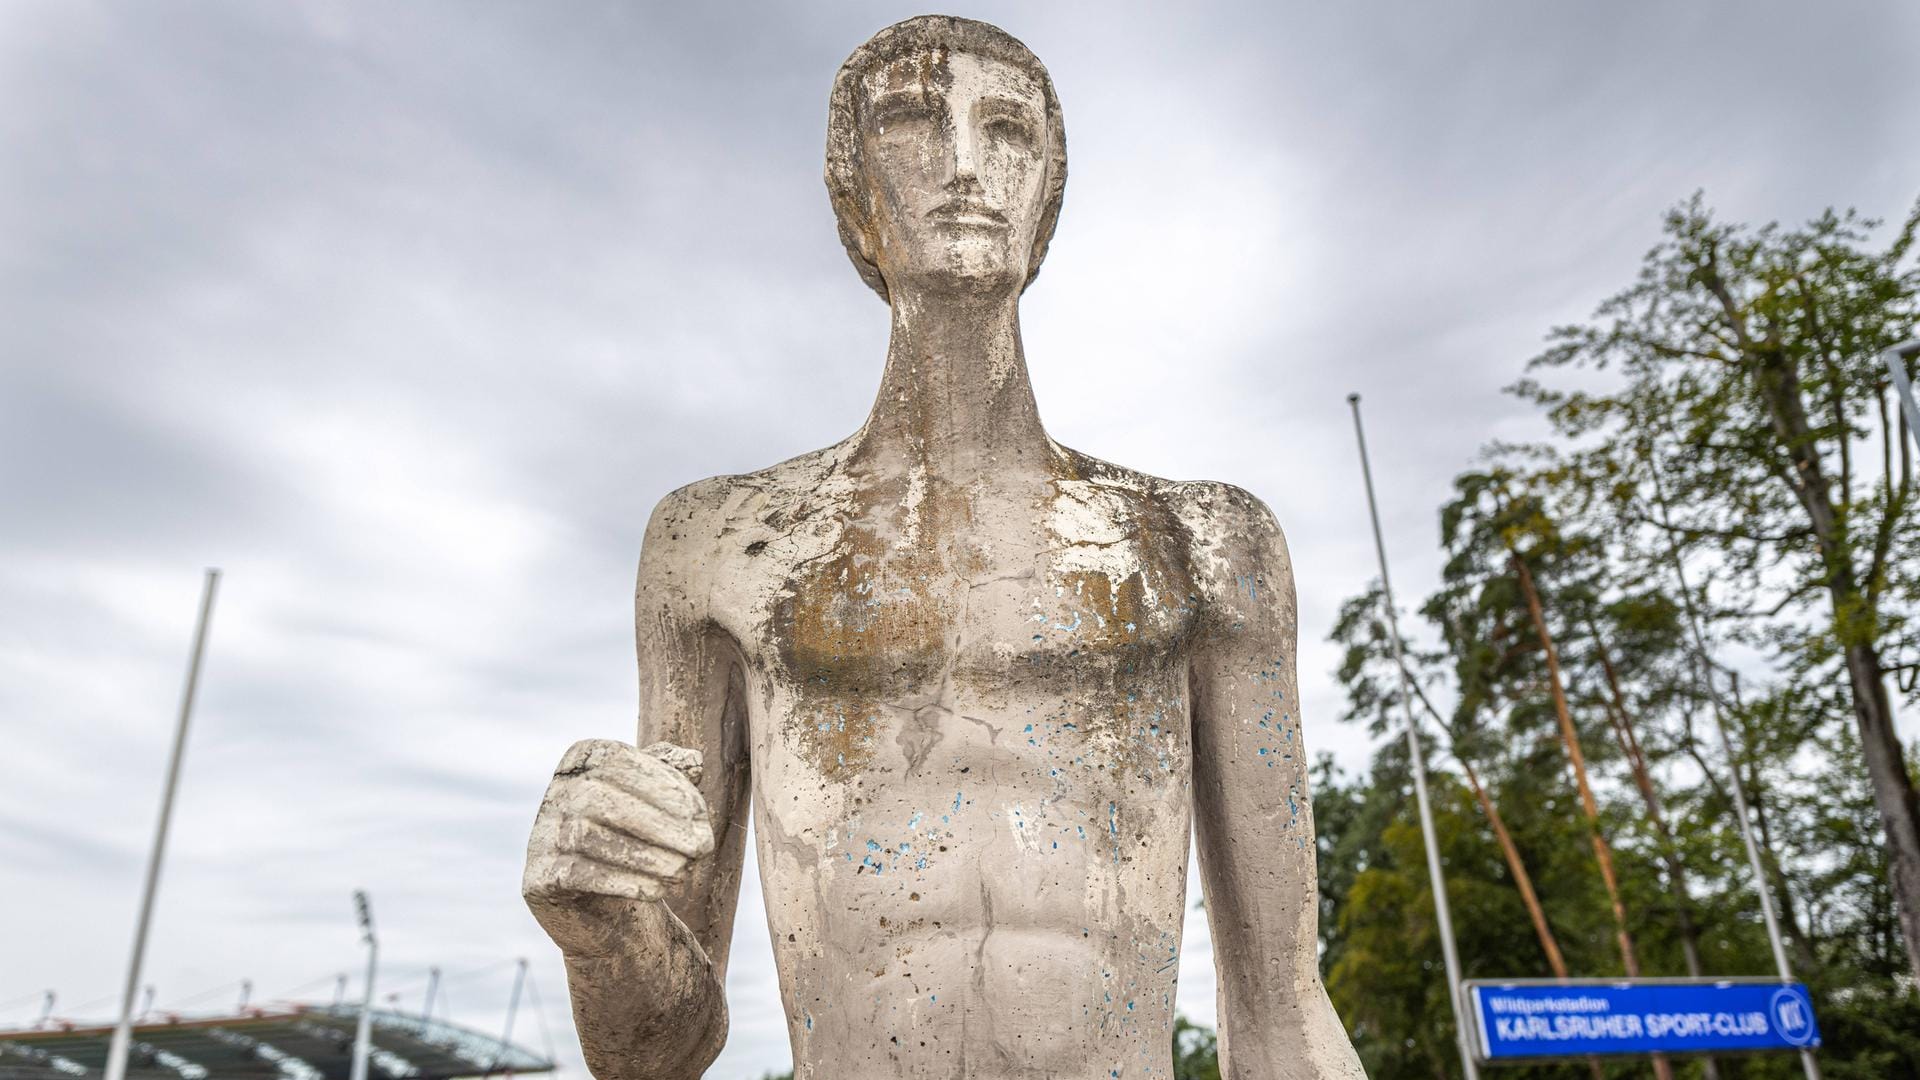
<box><xmin>1441</xmin><ymin>469</ymin><xmax>1659</xmax><ymax>1013</ymax></box>
<box><xmin>1171</xmin><ymin>1015</ymin><xmax>1222</xmax><ymax>1080</ymax></box>
<box><xmin>1332</xmin><ymin>585</ymin><xmax>1577</xmax><ymax>984</ymax></box>
<box><xmin>1516</xmin><ymin>193</ymin><xmax>1920</xmax><ymax>983</ymax></box>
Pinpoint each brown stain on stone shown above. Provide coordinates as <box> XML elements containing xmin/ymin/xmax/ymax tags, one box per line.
<box><xmin>1057</xmin><ymin>569</ymin><xmax>1150</xmax><ymax>648</ymax></box>
<box><xmin>776</xmin><ymin>468</ymin><xmax>980</xmax><ymax>781</ymax></box>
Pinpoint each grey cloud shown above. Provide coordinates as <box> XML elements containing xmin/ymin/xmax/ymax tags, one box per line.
<box><xmin>4</xmin><ymin>2</ymin><xmax>1915</xmax><ymax>1076</ymax></box>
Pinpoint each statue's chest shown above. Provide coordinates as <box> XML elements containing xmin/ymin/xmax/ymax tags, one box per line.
<box><xmin>754</xmin><ymin>484</ymin><xmax>1199</xmax><ymax>781</ymax></box>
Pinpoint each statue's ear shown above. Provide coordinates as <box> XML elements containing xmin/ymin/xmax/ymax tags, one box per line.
<box><xmin>855</xmin><ymin>182</ymin><xmax>882</xmax><ymax>265</ymax></box>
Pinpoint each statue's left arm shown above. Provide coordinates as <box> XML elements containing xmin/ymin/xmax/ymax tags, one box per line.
<box><xmin>1183</xmin><ymin>484</ymin><xmax>1367</xmax><ymax>1079</ymax></box>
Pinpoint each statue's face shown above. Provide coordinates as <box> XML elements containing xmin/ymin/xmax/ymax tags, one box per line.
<box><xmin>857</xmin><ymin>50</ymin><xmax>1050</xmax><ymax>299</ymax></box>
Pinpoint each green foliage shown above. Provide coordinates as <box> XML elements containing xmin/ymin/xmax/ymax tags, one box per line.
<box><xmin>1322</xmin><ymin>193</ymin><xmax>1920</xmax><ymax>1078</ymax></box>
<box><xmin>1171</xmin><ymin>1014</ymin><xmax>1221</xmax><ymax>1080</ymax></box>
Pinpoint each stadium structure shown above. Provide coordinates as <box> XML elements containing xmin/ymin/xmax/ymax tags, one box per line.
<box><xmin>0</xmin><ymin>1006</ymin><xmax>554</xmax><ymax>1080</ymax></box>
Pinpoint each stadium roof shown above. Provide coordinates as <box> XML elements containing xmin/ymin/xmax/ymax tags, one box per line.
<box><xmin>0</xmin><ymin>1007</ymin><xmax>553</xmax><ymax>1080</ymax></box>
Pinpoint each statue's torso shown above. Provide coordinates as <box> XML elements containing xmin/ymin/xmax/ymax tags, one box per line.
<box><xmin>691</xmin><ymin>440</ymin><xmax>1216</xmax><ymax>1078</ymax></box>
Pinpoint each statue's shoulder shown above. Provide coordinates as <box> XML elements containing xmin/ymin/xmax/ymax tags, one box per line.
<box><xmin>1052</xmin><ymin>446</ymin><xmax>1284</xmax><ymax>548</ymax></box>
<box><xmin>1163</xmin><ymin>478</ymin><xmax>1285</xmax><ymax>543</ymax></box>
<box><xmin>641</xmin><ymin>445</ymin><xmax>850</xmax><ymax>552</ymax></box>
<box><xmin>1161</xmin><ymin>475</ymin><xmax>1293</xmax><ymax>583</ymax></box>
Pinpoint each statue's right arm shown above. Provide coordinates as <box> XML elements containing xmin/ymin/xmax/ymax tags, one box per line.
<box><xmin>523</xmin><ymin>482</ymin><xmax>751</xmax><ymax>1080</ymax></box>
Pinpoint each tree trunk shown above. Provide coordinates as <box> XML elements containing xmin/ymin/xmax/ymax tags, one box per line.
<box><xmin>1459</xmin><ymin>757</ymin><xmax>1567</xmax><ymax>976</ymax></box>
<box><xmin>1843</xmin><ymin>640</ymin><xmax>1920</xmax><ymax>987</ymax></box>
<box><xmin>1509</xmin><ymin>552</ymin><xmax>1674</xmax><ymax>1080</ymax></box>
<box><xmin>1743</xmin><ymin>336</ymin><xmax>1920</xmax><ymax>986</ymax></box>
<box><xmin>1399</xmin><ymin>666</ymin><xmax>1607</xmax><ymax>1080</ymax></box>
<box><xmin>1458</xmin><ymin>757</ymin><xmax>1611</xmax><ymax>1080</ymax></box>
<box><xmin>1591</xmin><ymin>634</ymin><xmax>1719</xmax><ymax>1080</ymax></box>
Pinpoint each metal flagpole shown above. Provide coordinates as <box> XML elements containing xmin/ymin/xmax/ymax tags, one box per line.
<box><xmin>350</xmin><ymin>892</ymin><xmax>378</xmax><ymax>1080</ymax></box>
<box><xmin>1644</xmin><ymin>439</ymin><xmax>1819</xmax><ymax>1080</ymax></box>
<box><xmin>1348</xmin><ymin>394</ymin><xmax>1481</xmax><ymax>1080</ymax></box>
<box><xmin>104</xmin><ymin>569</ymin><xmax>220</xmax><ymax>1080</ymax></box>
<box><xmin>1882</xmin><ymin>340</ymin><xmax>1920</xmax><ymax>459</ymax></box>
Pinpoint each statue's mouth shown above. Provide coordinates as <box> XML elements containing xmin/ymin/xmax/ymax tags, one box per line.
<box><xmin>927</xmin><ymin>200</ymin><xmax>1007</xmax><ymax>228</ymax></box>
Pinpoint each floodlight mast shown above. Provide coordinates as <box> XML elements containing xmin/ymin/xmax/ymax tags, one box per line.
<box><xmin>494</xmin><ymin>959</ymin><xmax>528</xmax><ymax>1078</ymax></box>
<box><xmin>103</xmin><ymin>570</ymin><xmax>220</xmax><ymax>1080</ymax></box>
<box><xmin>350</xmin><ymin>891</ymin><xmax>378</xmax><ymax>1080</ymax></box>
<box><xmin>1347</xmin><ymin>394</ymin><xmax>1481</xmax><ymax>1080</ymax></box>
<box><xmin>422</xmin><ymin>967</ymin><xmax>441</xmax><ymax>1024</ymax></box>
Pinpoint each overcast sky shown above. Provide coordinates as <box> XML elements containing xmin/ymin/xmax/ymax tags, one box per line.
<box><xmin>3</xmin><ymin>2</ymin><xmax>1917</xmax><ymax>1077</ymax></box>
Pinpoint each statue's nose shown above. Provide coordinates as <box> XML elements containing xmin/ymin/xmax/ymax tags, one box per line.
<box><xmin>946</xmin><ymin>115</ymin><xmax>983</xmax><ymax>188</ymax></box>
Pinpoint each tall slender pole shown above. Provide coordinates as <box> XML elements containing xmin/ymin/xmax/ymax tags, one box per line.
<box><xmin>1644</xmin><ymin>439</ymin><xmax>1819</xmax><ymax>1080</ymax></box>
<box><xmin>422</xmin><ymin>968</ymin><xmax>441</xmax><ymax>1025</ymax></box>
<box><xmin>104</xmin><ymin>570</ymin><xmax>220</xmax><ymax>1080</ymax></box>
<box><xmin>350</xmin><ymin>892</ymin><xmax>378</xmax><ymax>1080</ymax></box>
<box><xmin>494</xmin><ymin>958</ymin><xmax>528</xmax><ymax>1077</ymax></box>
<box><xmin>1882</xmin><ymin>341</ymin><xmax>1920</xmax><ymax>459</ymax></box>
<box><xmin>37</xmin><ymin>992</ymin><xmax>55</xmax><ymax>1030</ymax></box>
<box><xmin>334</xmin><ymin>974</ymin><xmax>348</xmax><ymax>1008</ymax></box>
<box><xmin>238</xmin><ymin>980</ymin><xmax>252</xmax><ymax>1013</ymax></box>
<box><xmin>1348</xmin><ymin>394</ymin><xmax>1481</xmax><ymax>1079</ymax></box>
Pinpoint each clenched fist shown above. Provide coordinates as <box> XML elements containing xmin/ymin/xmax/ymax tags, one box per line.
<box><xmin>523</xmin><ymin>739</ymin><xmax>716</xmax><ymax>947</ymax></box>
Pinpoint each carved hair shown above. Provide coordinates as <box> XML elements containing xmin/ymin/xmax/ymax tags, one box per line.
<box><xmin>824</xmin><ymin>15</ymin><xmax>1068</xmax><ymax>303</ymax></box>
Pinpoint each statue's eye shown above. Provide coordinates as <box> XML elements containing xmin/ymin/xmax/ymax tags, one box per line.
<box><xmin>874</xmin><ymin>100</ymin><xmax>937</xmax><ymax>132</ymax></box>
<box><xmin>984</xmin><ymin>117</ymin><xmax>1036</xmax><ymax>148</ymax></box>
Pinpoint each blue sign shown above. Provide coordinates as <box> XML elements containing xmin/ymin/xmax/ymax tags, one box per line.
<box><xmin>1469</xmin><ymin>981</ymin><xmax>1820</xmax><ymax>1060</ymax></box>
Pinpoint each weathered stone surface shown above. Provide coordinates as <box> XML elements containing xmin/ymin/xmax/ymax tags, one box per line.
<box><xmin>524</xmin><ymin>15</ymin><xmax>1366</xmax><ymax>1079</ymax></box>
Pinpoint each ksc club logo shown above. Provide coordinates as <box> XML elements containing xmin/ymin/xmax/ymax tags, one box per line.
<box><xmin>1769</xmin><ymin>987</ymin><xmax>1816</xmax><ymax>1047</ymax></box>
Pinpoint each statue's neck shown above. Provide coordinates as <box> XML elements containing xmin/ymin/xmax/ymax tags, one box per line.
<box><xmin>855</xmin><ymin>289</ymin><xmax>1052</xmax><ymax>478</ymax></box>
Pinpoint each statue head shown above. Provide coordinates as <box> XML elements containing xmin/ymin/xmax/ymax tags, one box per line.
<box><xmin>825</xmin><ymin>16</ymin><xmax>1068</xmax><ymax>304</ymax></box>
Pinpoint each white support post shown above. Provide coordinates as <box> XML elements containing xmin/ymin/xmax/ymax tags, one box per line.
<box><xmin>1882</xmin><ymin>340</ymin><xmax>1920</xmax><ymax>460</ymax></box>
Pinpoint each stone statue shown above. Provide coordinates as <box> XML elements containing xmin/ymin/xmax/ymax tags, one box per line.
<box><xmin>523</xmin><ymin>15</ymin><xmax>1366</xmax><ymax>1079</ymax></box>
